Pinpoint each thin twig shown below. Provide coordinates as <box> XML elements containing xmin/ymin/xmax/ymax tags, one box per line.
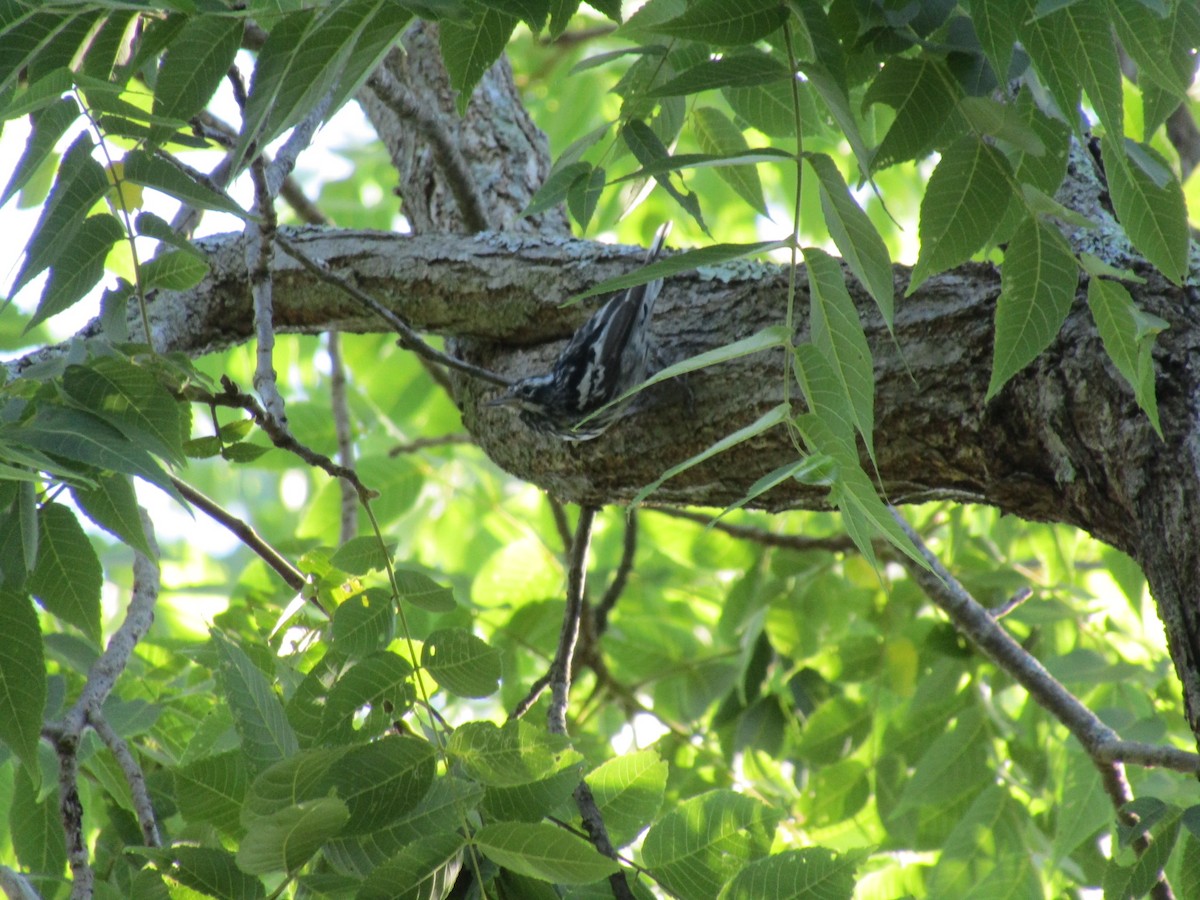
<box><xmin>366</xmin><ymin>67</ymin><xmax>492</xmax><ymax>233</ymax></box>
<box><xmin>389</xmin><ymin>433</ymin><xmax>474</xmax><ymax>456</ymax></box>
<box><xmin>327</xmin><ymin>333</ymin><xmax>358</xmax><ymax>544</ymax></box>
<box><xmin>547</xmin><ymin>494</ymin><xmax>574</xmax><ymax>556</ymax></box>
<box><xmin>594</xmin><ymin>511</ymin><xmax>637</xmax><ymax>637</ymax></box>
<box><xmin>274</xmin><ymin>235</ymin><xmax>510</xmax><ymax>386</ymax></box>
<box><xmin>192</xmin><ymin>377</ymin><xmax>378</xmax><ymax>502</ymax></box>
<box><xmin>509</xmin><ymin>672</ymin><xmax>551</xmax><ymax>721</ymax></box>
<box><xmin>649</xmin><ymin>506</ymin><xmax>865</xmax><ymax>554</ymax></box>
<box><xmin>548</xmin><ymin>506</ymin><xmax>597</xmax><ymax>736</ymax></box>
<box><xmin>989</xmin><ymin>587</ymin><xmax>1033</xmax><ymax>619</ymax></box>
<box><xmin>574</xmin><ymin>781</ymin><xmax>636</xmax><ymax>900</ymax></box>
<box><xmin>170</xmin><ymin>475</ymin><xmax>311</xmax><ymax>598</ymax></box>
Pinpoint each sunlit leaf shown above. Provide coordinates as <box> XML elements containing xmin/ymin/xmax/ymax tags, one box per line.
<box><xmin>474</xmin><ymin>822</ymin><xmax>620</xmax><ymax>884</ymax></box>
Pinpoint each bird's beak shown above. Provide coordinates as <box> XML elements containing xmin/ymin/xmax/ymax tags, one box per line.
<box><xmin>485</xmin><ymin>390</ymin><xmax>515</xmax><ymax>408</ymax></box>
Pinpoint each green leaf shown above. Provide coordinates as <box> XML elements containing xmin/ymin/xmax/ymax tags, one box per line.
<box><xmin>973</xmin><ymin>0</ymin><xmax>1017</xmax><ymax>83</ymax></box>
<box><xmin>321</xmin><ymin>650</ymin><xmax>415</xmax><ymax>744</ymax></box>
<box><xmin>474</xmin><ymin>0</ymin><xmax>547</xmax><ymax>32</ymax></box>
<box><xmin>719</xmin><ymin>848</ymin><xmax>859</xmax><ymax>900</ymax></box>
<box><xmin>633</xmin><ymin>403</ymin><xmax>791</xmax><ymax>507</ymax></box>
<box><xmin>807</xmin><ymin>154</ymin><xmax>894</xmax><ymax>327</ymax></box>
<box><xmin>642</xmin><ymin>790</ymin><xmax>780</xmax><ymax>898</ymax></box>
<box><xmin>233</xmin><ymin>4</ymin><xmax>369</xmax><ymax>171</ymax></box>
<box><xmin>1060</xmin><ymin>2</ymin><xmax>1122</xmax><ymax>134</ymax></box>
<box><xmin>481</xmin><ymin>764</ymin><xmax>582</xmax><ymax>823</ymax></box>
<box><xmin>1052</xmin><ymin>750</ymin><xmax>1110</xmax><ymax>860</ymax></box>
<box><xmin>0</xmin><ymin>6</ymin><xmax>90</xmax><ymax>91</ymax></box>
<box><xmin>957</xmin><ymin>97</ymin><xmax>1046</xmax><ymax>156</ymax></box>
<box><xmin>140</xmin><ymin>249</ymin><xmax>210</xmax><ymax>291</ymax></box>
<box><xmin>1101</xmin><ymin>136</ymin><xmax>1188</xmax><ymax>285</ymax></box>
<box><xmin>29</xmin><ymin>502</ymin><xmax>102</xmax><ymax>642</ymax></box>
<box><xmin>28</xmin><ymin>213</ymin><xmax>124</xmax><ymax>331</ymax></box>
<box><xmin>650</xmin><ymin>54</ymin><xmax>790</xmax><ymax>96</ymax></box>
<box><xmin>0</xmin><ymin>481</ymin><xmax>38</xmax><ymax>589</ymax></box>
<box><xmin>64</xmin><ymin>356</ymin><xmax>188</xmax><ymax>465</ymax></box>
<box><xmin>1</xmin><ymin>95</ymin><xmax>77</xmax><ymax>207</ymax></box>
<box><xmin>1108</xmin><ymin>0</ymin><xmax>1186</xmax><ymax>100</ymax></box>
<box><xmin>326</xmin><ymin>2</ymin><xmax>414</xmax><ymax>116</ymax></box>
<box><xmin>422</xmin><ymin>628</ymin><xmax>502</xmax><ymax>698</ymax></box>
<box><xmin>986</xmin><ymin>216</ymin><xmax>1078</xmax><ymax>400</ymax></box>
<box><xmin>1086</xmin><ymin>278</ymin><xmax>1164</xmax><ymax>437</ymax></box>
<box><xmin>566</xmin><ymin>164</ymin><xmax>605</xmax><ymax>232</ymax></box>
<box><xmin>587</xmin><ymin>749</ymin><xmax>668</xmax><ymax>848</ymax></box>
<box><xmin>864</xmin><ymin>57</ymin><xmax>963</xmax><ymax>172</ymax></box>
<box><xmin>150</xmin><ymin>16</ymin><xmax>243</xmax><ymax>142</ymax></box>
<box><xmin>71</xmin><ymin>473</ymin><xmax>153</xmax><ymax>558</ymax></box>
<box><xmin>794</xmin><ymin>696</ymin><xmax>871</xmax><ymax>765</ymax></box>
<box><xmin>574</xmin><ymin>241</ymin><xmax>786</xmax><ymax>302</ymax></box>
<box><xmin>134</xmin><ymin>211</ymin><xmax>207</xmax><ymax>260</ymax></box>
<box><xmin>164</xmin><ymin>846</ymin><xmax>266</xmax><ymax>900</ymax></box>
<box><xmin>1019</xmin><ymin>7</ymin><xmax>1082</xmax><ymax>128</ymax></box>
<box><xmin>804</xmin><ymin>64</ymin><xmax>874</xmax><ymax>181</ymax></box>
<box><xmin>330</xmin><ymin>535</ymin><xmax>393</xmax><ymax>574</ymax></box>
<box><xmin>331</xmin><ymin>735</ymin><xmax>437</xmax><ymax>833</ymax></box>
<box><xmin>211</xmin><ymin>630</ymin><xmax>299</xmax><ymax>773</ymax></box>
<box><xmin>243</xmin><ymin>747</ymin><xmax>346</xmax><ymax>823</ymax></box>
<box><xmin>124</xmin><ymin>150</ymin><xmax>248</xmax><ymax>219</ymax></box>
<box><xmin>15</xmin><ymin>405</ymin><xmax>182</xmax><ymax>502</ymax></box>
<box><xmin>474</xmin><ymin>822</ymin><xmax>620</xmax><ymax>884</ymax></box>
<box><xmin>693</xmin><ymin>106</ymin><xmax>767</xmax><ymax>216</ymax></box>
<box><xmin>395</xmin><ymin>568</ymin><xmax>456</xmax><ymax>612</ymax></box>
<box><xmin>330</xmin><ymin>588</ymin><xmax>394</xmax><ymax>658</ymax></box>
<box><xmin>647</xmin><ymin>0</ymin><xmax>788</xmax><ymax>45</ymax></box>
<box><xmin>174</xmin><ymin>750</ymin><xmax>251</xmax><ymax>836</ymax></box>
<box><xmin>236</xmin><ymin>796</ymin><xmax>350</xmax><ymax>875</ymax></box>
<box><xmin>896</xmin><ymin>708</ymin><xmax>991</xmax><ymax>813</ymax></box>
<box><xmin>723</xmin><ymin>78</ymin><xmax>797</xmax><ymax>138</ymax></box>
<box><xmin>439</xmin><ymin>8</ymin><xmax>518</xmax><ymax>115</ymax></box>
<box><xmin>448</xmin><ymin>720</ymin><xmax>578</xmax><ymax>787</ymax></box>
<box><xmin>357</xmin><ymin>832</ymin><xmax>465</xmax><ymax>900</ymax></box>
<box><xmin>803</xmin><ymin>248</ymin><xmax>876</xmax><ymax>465</ymax></box>
<box><xmin>622</xmin><ymin>119</ymin><xmax>708</xmax><ymax>234</ymax></box>
<box><xmin>525</xmin><ymin>161</ymin><xmax>592</xmax><ymax>218</ymax></box>
<box><xmin>909</xmin><ymin>136</ymin><xmax>1013</xmax><ymax>293</ymax></box>
<box><xmin>323</xmin><ymin>777</ymin><xmax>484</xmax><ymax>877</ymax></box>
<box><xmin>10</xmin><ymin>763</ymin><xmax>62</xmax><ymax>876</ymax></box>
<box><xmin>0</xmin><ymin>590</ymin><xmax>46</xmax><ymax>776</ymax></box>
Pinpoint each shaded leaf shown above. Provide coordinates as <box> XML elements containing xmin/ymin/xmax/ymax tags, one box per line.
<box><xmin>422</xmin><ymin>628</ymin><xmax>502</xmax><ymax>698</ymax></box>
<box><xmin>0</xmin><ymin>590</ymin><xmax>46</xmax><ymax>776</ymax></box>
<box><xmin>474</xmin><ymin>822</ymin><xmax>620</xmax><ymax>884</ymax></box>
<box><xmin>211</xmin><ymin>630</ymin><xmax>299</xmax><ymax>773</ymax></box>
<box><xmin>909</xmin><ymin>136</ymin><xmax>1012</xmax><ymax>292</ymax></box>
<box><xmin>29</xmin><ymin>502</ymin><xmax>102</xmax><ymax>642</ymax></box>
<box><xmin>987</xmin><ymin>216</ymin><xmax>1078</xmax><ymax>400</ymax></box>
<box><xmin>236</xmin><ymin>797</ymin><xmax>349</xmax><ymax>875</ymax></box>
<box><xmin>29</xmin><ymin>213</ymin><xmax>124</xmax><ymax>331</ymax></box>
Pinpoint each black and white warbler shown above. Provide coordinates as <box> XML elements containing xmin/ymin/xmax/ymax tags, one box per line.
<box><xmin>489</xmin><ymin>224</ymin><xmax>671</xmax><ymax>441</ymax></box>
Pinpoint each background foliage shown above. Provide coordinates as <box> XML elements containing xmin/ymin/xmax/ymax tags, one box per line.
<box><xmin>0</xmin><ymin>1</ymin><xmax>1199</xmax><ymax>898</ymax></box>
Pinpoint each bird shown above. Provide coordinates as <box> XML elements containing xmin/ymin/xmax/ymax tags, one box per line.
<box><xmin>488</xmin><ymin>224</ymin><xmax>671</xmax><ymax>440</ymax></box>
